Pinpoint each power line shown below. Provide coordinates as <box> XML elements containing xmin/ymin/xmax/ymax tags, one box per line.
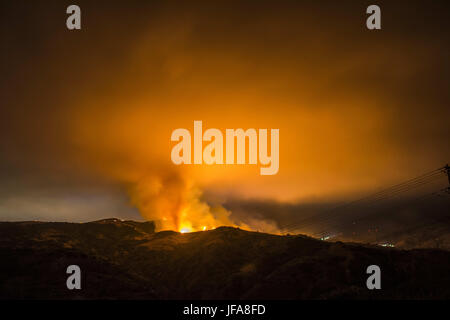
<box><xmin>307</xmin><ymin>173</ymin><xmax>446</xmax><ymax>235</ymax></box>
<box><xmin>315</xmin><ymin>184</ymin><xmax>450</xmax><ymax>239</ymax></box>
<box><xmin>314</xmin><ymin>188</ymin><xmax>449</xmax><ymax>239</ymax></box>
<box><xmin>282</xmin><ymin>171</ymin><xmax>443</xmax><ymax>232</ymax></box>
<box><xmin>281</xmin><ymin>165</ymin><xmax>448</xmax><ymax>234</ymax></box>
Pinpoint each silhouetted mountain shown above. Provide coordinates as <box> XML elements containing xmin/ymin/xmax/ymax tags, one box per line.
<box><xmin>1</xmin><ymin>220</ymin><xmax>450</xmax><ymax>299</ymax></box>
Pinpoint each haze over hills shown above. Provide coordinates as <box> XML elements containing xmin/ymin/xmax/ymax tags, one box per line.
<box><xmin>1</xmin><ymin>219</ymin><xmax>450</xmax><ymax>299</ymax></box>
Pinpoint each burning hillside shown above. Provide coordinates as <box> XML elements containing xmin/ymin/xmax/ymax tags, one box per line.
<box><xmin>1</xmin><ymin>219</ymin><xmax>450</xmax><ymax>299</ymax></box>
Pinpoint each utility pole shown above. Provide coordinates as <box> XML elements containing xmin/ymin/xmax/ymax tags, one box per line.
<box><xmin>445</xmin><ymin>164</ymin><xmax>450</xmax><ymax>184</ymax></box>
<box><xmin>444</xmin><ymin>164</ymin><xmax>450</xmax><ymax>194</ymax></box>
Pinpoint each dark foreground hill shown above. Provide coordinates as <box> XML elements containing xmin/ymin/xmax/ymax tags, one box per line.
<box><xmin>1</xmin><ymin>219</ymin><xmax>450</xmax><ymax>299</ymax></box>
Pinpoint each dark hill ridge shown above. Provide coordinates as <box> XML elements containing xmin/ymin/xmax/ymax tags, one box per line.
<box><xmin>1</xmin><ymin>220</ymin><xmax>450</xmax><ymax>299</ymax></box>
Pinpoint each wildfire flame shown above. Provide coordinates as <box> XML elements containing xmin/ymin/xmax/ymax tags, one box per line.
<box><xmin>128</xmin><ymin>171</ymin><xmax>237</xmax><ymax>232</ymax></box>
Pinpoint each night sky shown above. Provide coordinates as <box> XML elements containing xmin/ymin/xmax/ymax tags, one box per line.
<box><xmin>1</xmin><ymin>1</ymin><xmax>449</xmax><ymax>235</ymax></box>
